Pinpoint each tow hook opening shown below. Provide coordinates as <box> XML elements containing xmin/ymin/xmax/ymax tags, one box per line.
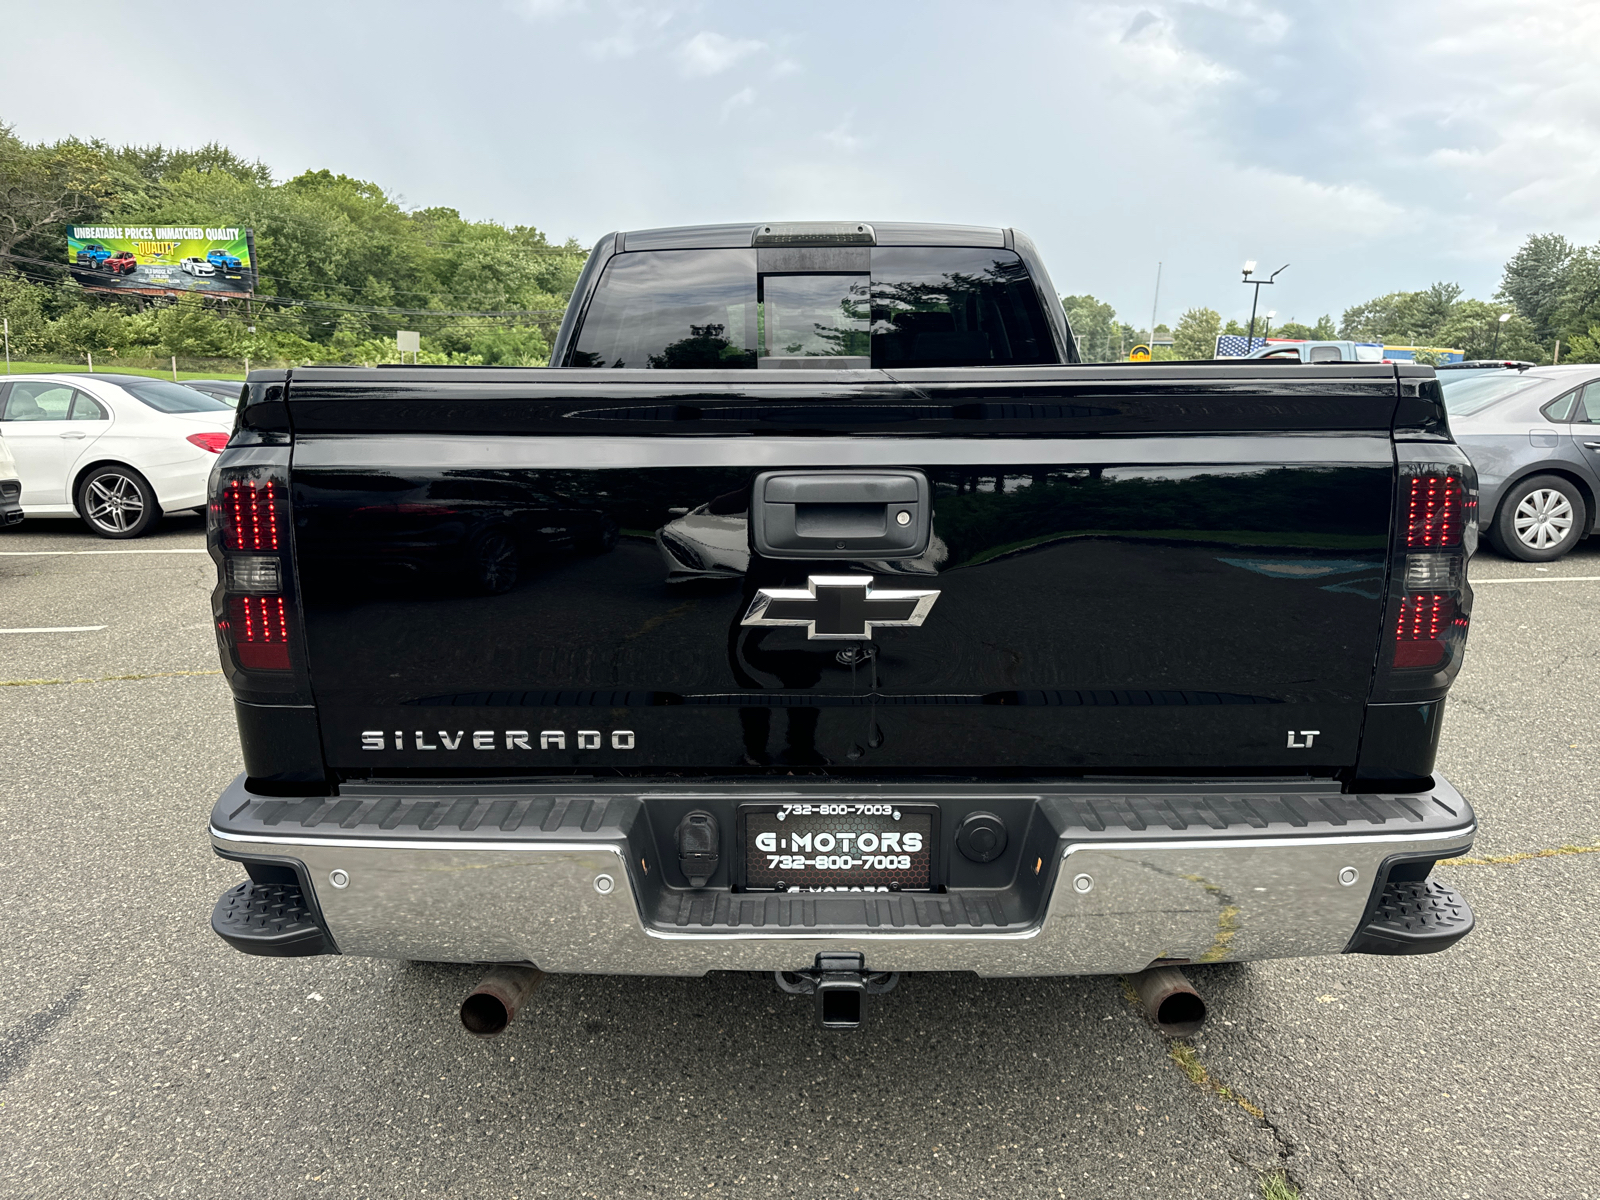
<box><xmin>774</xmin><ymin>952</ymin><xmax>898</xmax><ymax>1031</ymax></box>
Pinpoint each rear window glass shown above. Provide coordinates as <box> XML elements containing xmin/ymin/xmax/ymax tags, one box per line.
<box><xmin>117</xmin><ymin>379</ymin><xmax>233</xmax><ymax>413</ymax></box>
<box><xmin>870</xmin><ymin>248</ymin><xmax>1053</xmax><ymax>368</ymax></box>
<box><xmin>571</xmin><ymin>249</ymin><xmax>758</xmax><ymax>369</ymax></box>
<box><xmin>1440</xmin><ymin>373</ymin><xmax>1546</xmax><ymax>417</ymax></box>
<box><xmin>570</xmin><ymin>246</ymin><xmax>1054</xmax><ymax>369</ymax></box>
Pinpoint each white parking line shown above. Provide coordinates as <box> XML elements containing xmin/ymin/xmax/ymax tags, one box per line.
<box><xmin>0</xmin><ymin>626</ymin><xmax>108</xmax><ymax>633</ymax></box>
<box><xmin>1474</xmin><ymin>576</ymin><xmax>1600</xmax><ymax>585</ymax></box>
<box><xmin>0</xmin><ymin>549</ymin><xmax>208</xmax><ymax>556</ymax></box>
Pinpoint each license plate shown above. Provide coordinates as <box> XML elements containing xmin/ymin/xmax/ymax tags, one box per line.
<box><xmin>737</xmin><ymin>803</ymin><xmax>939</xmax><ymax>891</ymax></box>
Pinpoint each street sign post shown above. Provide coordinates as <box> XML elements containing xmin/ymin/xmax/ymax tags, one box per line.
<box><xmin>397</xmin><ymin>330</ymin><xmax>421</xmax><ymax>363</ymax></box>
<box><xmin>1128</xmin><ymin>343</ymin><xmax>1151</xmax><ymax>362</ymax></box>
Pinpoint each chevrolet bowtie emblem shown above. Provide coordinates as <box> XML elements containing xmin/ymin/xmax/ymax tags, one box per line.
<box><xmin>740</xmin><ymin>575</ymin><xmax>940</xmax><ymax>641</ymax></box>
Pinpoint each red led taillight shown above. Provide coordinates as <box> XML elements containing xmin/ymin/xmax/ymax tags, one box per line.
<box><xmin>225</xmin><ymin>596</ymin><xmax>291</xmax><ymax>671</ymax></box>
<box><xmin>220</xmin><ymin>480</ymin><xmax>284</xmax><ymax>551</ymax></box>
<box><xmin>186</xmin><ymin>431</ymin><xmax>230</xmax><ymax>454</ymax></box>
<box><xmin>1393</xmin><ymin>592</ymin><xmax>1461</xmax><ymax>669</ymax></box>
<box><xmin>1405</xmin><ymin>475</ymin><xmax>1464</xmax><ymax>548</ymax></box>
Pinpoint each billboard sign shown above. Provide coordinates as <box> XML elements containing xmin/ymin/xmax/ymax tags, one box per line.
<box><xmin>67</xmin><ymin>225</ymin><xmax>255</xmax><ymax>295</ymax></box>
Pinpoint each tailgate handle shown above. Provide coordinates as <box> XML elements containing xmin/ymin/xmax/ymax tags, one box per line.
<box><xmin>751</xmin><ymin>469</ymin><xmax>930</xmax><ymax>560</ymax></box>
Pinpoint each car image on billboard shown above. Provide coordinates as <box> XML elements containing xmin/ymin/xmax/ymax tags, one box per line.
<box><xmin>66</xmin><ymin>225</ymin><xmax>256</xmax><ymax>295</ymax></box>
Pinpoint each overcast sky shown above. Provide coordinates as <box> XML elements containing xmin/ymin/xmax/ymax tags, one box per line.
<box><xmin>3</xmin><ymin>0</ymin><xmax>1597</xmax><ymax>329</ymax></box>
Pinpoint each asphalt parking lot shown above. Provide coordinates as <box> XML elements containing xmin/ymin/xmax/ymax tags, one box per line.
<box><xmin>2</xmin><ymin>513</ymin><xmax>1597</xmax><ymax>1200</ymax></box>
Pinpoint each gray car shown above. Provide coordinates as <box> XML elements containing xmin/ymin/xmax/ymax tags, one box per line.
<box><xmin>1444</xmin><ymin>365</ymin><xmax>1600</xmax><ymax>561</ymax></box>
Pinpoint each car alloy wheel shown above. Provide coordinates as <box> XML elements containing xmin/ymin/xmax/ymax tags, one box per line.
<box><xmin>1513</xmin><ymin>488</ymin><xmax>1574</xmax><ymax>550</ymax></box>
<box><xmin>469</xmin><ymin>529</ymin><xmax>519</xmax><ymax>594</ymax></box>
<box><xmin>79</xmin><ymin>467</ymin><xmax>160</xmax><ymax>538</ymax></box>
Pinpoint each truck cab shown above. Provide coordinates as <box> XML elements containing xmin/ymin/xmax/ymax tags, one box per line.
<box><xmin>1242</xmin><ymin>340</ymin><xmax>1385</xmax><ymax>363</ymax></box>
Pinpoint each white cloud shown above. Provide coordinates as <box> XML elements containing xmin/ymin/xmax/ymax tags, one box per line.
<box><xmin>720</xmin><ymin>87</ymin><xmax>756</xmax><ymax>122</ymax></box>
<box><xmin>821</xmin><ymin>116</ymin><xmax>864</xmax><ymax>153</ymax></box>
<box><xmin>514</xmin><ymin>0</ymin><xmax>585</xmax><ymax>18</ymax></box>
<box><xmin>678</xmin><ymin>30</ymin><xmax>765</xmax><ymax>77</ymax></box>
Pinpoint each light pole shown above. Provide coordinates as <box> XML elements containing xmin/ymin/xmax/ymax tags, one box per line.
<box><xmin>1491</xmin><ymin>312</ymin><xmax>1512</xmax><ymax>357</ymax></box>
<box><xmin>1242</xmin><ymin>261</ymin><xmax>1289</xmax><ymax>352</ymax></box>
<box><xmin>1263</xmin><ymin>310</ymin><xmax>1276</xmax><ymax>340</ymax></box>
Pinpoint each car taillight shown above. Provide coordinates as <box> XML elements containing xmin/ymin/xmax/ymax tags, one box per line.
<box><xmin>1376</xmin><ymin>455</ymin><xmax>1477</xmax><ymax>698</ymax></box>
<box><xmin>1393</xmin><ymin>593</ymin><xmax>1459</xmax><ymax>668</ymax></box>
<box><xmin>226</xmin><ymin>596</ymin><xmax>291</xmax><ymax>670</ymax></box>
<box><xmin>211</xmin><ymin>467</ymin><xmax>298</xmax><ymax>677</ymax></box>
<box><xmin>1404</xmin><ymin>473</ymin><xmax>1464</xmax><ymax>547</ymax></box>
<box><xmin>187</xmin><ymin>431</ymin><xmax>230</xmax><ymax>454</ymax></box>
<box><xmin>219</xmin><ymin>480</ymin><xmax>284</xmax><ymax>551</ymax></box>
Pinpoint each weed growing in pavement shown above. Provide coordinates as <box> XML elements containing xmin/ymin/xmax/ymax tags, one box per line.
<box><xmin>1441</xmin><ymin>843</ymin><xmax>1600</xmax><ymax>866</ymax></box>
<box><xmin>1259</xmin><ymin>1169</ymin><xmax>1300</xmax><ymax>1200</ymax></box>
<box><xmin>0</xmin><ymin>669</ymin><xmax>223</xmax><ymax>688</ymax></box>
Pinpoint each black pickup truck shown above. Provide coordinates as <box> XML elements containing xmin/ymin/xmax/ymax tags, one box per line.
<box><xmin>206</xmin><ymin>221</ymin><xmax>1478</xmax><ymax>1033</ymax></box>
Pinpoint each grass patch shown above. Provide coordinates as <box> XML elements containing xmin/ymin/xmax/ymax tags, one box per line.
<box><xmin>2</xmin><ymin>361</ymin><xmax>246</xmax><ymax>381</ymax></box>
<box><xmin>1259</xmin><ymin>1170</ymin><xmax>1300</xmax><ymax>1200</ymax></box>
<box><xmin>1441</xmin><ymin>842</ymin><xmax>1600</xmax><ymax>866</ymax></box>
<box><xmin>1164</xmin><ymin>1041</ymin><xmax>1265</xmax><ymax>1119</ymax></box>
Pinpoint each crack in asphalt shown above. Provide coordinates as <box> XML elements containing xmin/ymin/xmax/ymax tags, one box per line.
<box><xmin>1441</xmin><ymin>840</ymin><xmax>1600</xmax><ymax>866</ymax></box>
<box><xmin>1120</xmin><ymin>979</ymin><xmax>1302</xmax><ymax>1198</ymax></box>
<box><xmin>0</xmin><ymin>984</ymin><xmax>86</xmax><ymax>1090</ymax></box>
<box><xmin>0</xmin><ymin>669</ymin><xmax>223</xmax><ymax>688</ymax></box>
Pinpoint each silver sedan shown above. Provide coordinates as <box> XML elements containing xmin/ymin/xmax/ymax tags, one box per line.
<box><xmin>1444</xmin><ymin>365</ymin><xmax>1600</xmax><ymax>561</ymax></box>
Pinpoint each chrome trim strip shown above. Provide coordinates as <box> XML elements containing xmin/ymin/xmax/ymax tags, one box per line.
<box><xmin>211</xmin><ymin>827</ymin><xmax>623</xmax><ymax>855</ymax></box>
<box><xmin>292</xmin><ymin>434</ymin><xmax>1393</xmax><ymax>471</ymax></box>
<box><xmin>1061</xmin><ymin>826</ymin><xmax>1475</xmax><ymax>855</ymax></box>
<box><xmin>210</xmin><ymin>824</ymin><xmax>1473</xmax><ymax>855</ymax></box>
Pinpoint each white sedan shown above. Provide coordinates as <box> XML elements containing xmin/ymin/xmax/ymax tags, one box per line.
<box><xmin>0</xmin><ymin>373</ymin><xmax>234</xmax><ymax>538</ymax></box>
<box><xmin>180</xmin><ymin>257</ymin><xmax>216</xmax><ymax>276</ymax></box>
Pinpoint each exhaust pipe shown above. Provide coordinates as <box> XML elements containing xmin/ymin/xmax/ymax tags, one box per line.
<box><xmin>1127</xmin><ymin>965</ymin><xmax>1207</xmax><ymax>1036</ymax></box>
<box><xmin>460</xmin><ymin>965</ymin><xmax>545</xmax><ymax>1037</ymax></box>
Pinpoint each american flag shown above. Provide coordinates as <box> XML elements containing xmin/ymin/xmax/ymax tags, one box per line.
<box><xmin>1214</xmin><ymin>335</ymin><xmax>1272</xmax><ymax>358</ymax></box>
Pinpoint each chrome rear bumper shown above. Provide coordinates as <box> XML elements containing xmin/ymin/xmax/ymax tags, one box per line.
<box><xmin>209</xmin><ymin>776</ymin><xmax>1475</xmax><ymax>976</ymax></box>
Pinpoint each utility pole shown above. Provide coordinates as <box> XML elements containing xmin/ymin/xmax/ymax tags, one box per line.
<box><xmin>3</xmin><ymin>317</ymin><xmax>9</xmax><ymax>374</ymax></box>
<box><xmin>1149</xmin><ymin>262</ymin><xmax>1162</xmax><ymax>347</ymax></box>
<box><xmin>1242</xmin><ymin>262</ymin><xmax>1289</xmax><ymax>351</ymax></box>
<box><xmin>1491</xmin><ymin>312</ymin><xmax>1511</xmax><ymax>357</ymax></box>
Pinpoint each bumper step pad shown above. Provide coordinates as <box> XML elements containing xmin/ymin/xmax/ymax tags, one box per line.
<box><xmin>211</xmin><ymin>880</ymin><xmax>333</xmax><ymax>957</ymax></box>
<box><xmin>1347</xmin><ymin>879</ymin><xmax>1474</xmax><ymax>956</ymax></box>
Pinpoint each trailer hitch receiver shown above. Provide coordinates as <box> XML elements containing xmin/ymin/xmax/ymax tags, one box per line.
<box><xmin>775</xmin><ymin>952</ymin><xmax>899</xmax><ymax>1030</ymax></box>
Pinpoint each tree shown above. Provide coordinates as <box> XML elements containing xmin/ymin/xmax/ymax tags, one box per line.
<box><xmin>1563</xmin><ymin>323</ymin><xmax>1600</xmax><ymax>364</ymax></box>
<box><xmin>1498</xmin><ymin>233</ymin><xmax>1576</xmax><ymax>340</ymax></box>
<box><xmin>1272</xmin><ymin>321</ymin><xmax>1316</xmax><ymax>341</ymax></box>
<box><xmin>1061</xmin><ymin>294</ymin><xmax>1119</xmax><ymax>361</ymax></box>
<box><xmin>1311</xmin><ymin>314</ymin><xmax>1337</xmax><ymax>339</ymax></box>
<box><xmin>1340</xmin><ymin>285</ymin><xmax>1469</xmax><ymax>347</ymax></box>
<box><xmin>1436</xmin><ymin>299</ymin><xmax>1544</xmax><ymax>362</ymax></box>
<box><xmin>1172</xmin><ymin>306</ymin><xmax>1221</xmax><ymax>359</ymax></box>
<box><xmin>0</xmin><ymin>124</ymin><xmax>119</xmax><ymax>261</ymax></box>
